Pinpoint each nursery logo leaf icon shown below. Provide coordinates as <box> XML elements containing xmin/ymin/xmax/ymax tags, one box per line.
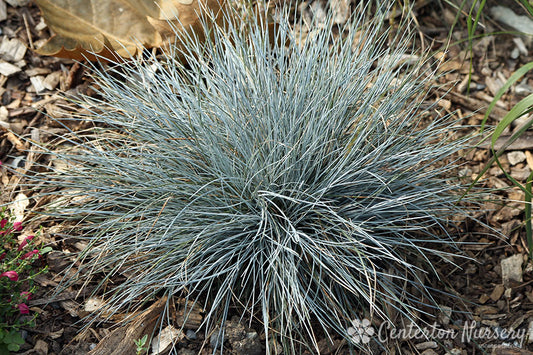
<box><xmin>347</xmin><ymin>318</ymin><xmax>374</xmax><ymax>344</ymax></box>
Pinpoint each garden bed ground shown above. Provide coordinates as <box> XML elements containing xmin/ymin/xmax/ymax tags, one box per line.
<box><xmin>3</xmin><ymin>0</ymin><xmax>533</xmax><ymax>354</ymax></box>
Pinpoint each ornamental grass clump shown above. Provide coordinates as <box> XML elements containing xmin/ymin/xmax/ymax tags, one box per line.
<box><xmin>33</xmin><ymin>6</ymin><xmax>474</xmax><ymax>353</ymax></box>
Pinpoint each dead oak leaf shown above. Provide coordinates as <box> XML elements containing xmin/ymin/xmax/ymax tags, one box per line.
<box><xmin>147</xmin><ymin>0</ymin><xmax>224</xmax><ymax>47</ymax></box>
<box><xmin>34</xmin><ymin>0</ymin><xmax>221</xmax><ymax>60</ymax></box>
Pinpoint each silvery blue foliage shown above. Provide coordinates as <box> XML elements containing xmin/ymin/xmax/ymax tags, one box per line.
<box><xmin>36</xmin><ymin>5</ymin><xmax>473</xmax><ymax>353</ymax></box>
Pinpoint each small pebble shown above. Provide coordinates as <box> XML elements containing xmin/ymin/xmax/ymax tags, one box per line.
<box><xmin>246</xmin><ymin>331</ymin><xmax>258</xmax><ymax>339</ymax></box>
<box><xmin>515</xmin><ymin>83</ymin><xmax>533</xmax><ymax>96</ymax></box>
<box><xmin>186</xmin><ymin>330</ymin><xmax>197</xmax><ymax>340</ymax></box>
<box><xmin>511</xmin><ymin>166</ymin><xmax>531</xmax><ymax>180</ymax></box>
<box><xmin>513</xmin><ymin>37</ymin><xmax>528</xmax><ymax>56</ymax></box>
<box><xmin>501</xmin><ymin>254</ymin><xmax>524</xmax><ymax>286</ymax></box>
<box><xmin>210</xmin><ymin>330</ymin><xmax>223</xmax><ymax>349</ymax></box>
<box><xmin>11</xmin><ymin>156</ymin><xmax>25</xmax><ymax>169</ymax></box>
<box><xmin>307</xmin><ymin>1</ymin><xmax>328</xmax><ymax>26</ymax></box>
<box><xmin>458</xmin><ymin>167</ymin><xmax>472</xmax><ymax>177</ymax></box>
<box><xmin>507</xmin><ymin>151</ymin><xmax>526</xmax><ymax>165</ymax></box>
<box><xmin>415</xmin><ymin>341</ymin><xmax>437</xmax><ymax>350</ymax></box>
<box><xmin>438</xmin><ymin>305</ymin><xmax>452</xmax><ymax>326</ymax></box>
<box><xmin>331</xmin><ymin>0</ymin><xmax>350</xmax><ymax>24</ymax></box>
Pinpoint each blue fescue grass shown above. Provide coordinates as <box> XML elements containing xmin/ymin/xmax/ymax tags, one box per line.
<box><xmin>30</xmin><ymin>4</ymin><xmax>478</xmax><ymax>353</ymax></box>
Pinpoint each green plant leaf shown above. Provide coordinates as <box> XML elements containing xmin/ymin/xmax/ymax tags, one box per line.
<box><xmin>477</xmin><ymin>52</ymin><xmax>533</xmax><ymax>261</ymax></box>
<box><xmin>468</xmin><ymin>113</ymin><xmax>533</xmax><ymax>195</ymax></box>
<box><xmin>4</xmin><ymin>330</ymin><xmax>25</xmax><ymax>345</ymax></box>
<box><xmin>482</xmin><ymin>61</ymin><xmax>533</xmax><ymax>132</ymax></box>
<box><xmin>7</xmin><ymin>342</ymin><xmax>21</xmax><ymax>351</ymax></box>
<box><xmin>517</xmin><ymin>0</ymin><xmax>533</xmax><ymax>17</ymax></box>
<box><xmin>492</xmin><ymin>93</ymin><xmax>533</xmax><ymax>146</ymax></box>
<box><xmin>40</xmin><ymin>246</ymin><xmax>53</xmax><ymax>254</ymax></box>
<box><xmin>465</xmin><ymin>0</ymin><xmax>487</xmax><ymax>94</ymax></box>
<box><xmin>526</xmin><ymin>172</ymin><xmax>533</xmax><ymax>258</ymax></box>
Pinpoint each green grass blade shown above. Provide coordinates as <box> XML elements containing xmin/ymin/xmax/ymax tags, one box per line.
<box><xmin>526</xmin><ymin>171</ymin><xmax>533</xmax><ymax>258</ymax></box>
<box><xmin>465</xmin><ymin>0</ymin><xmax>487</xmax><ymax>94</ymax></box>
<box><xmin>464</xmin><ymin>106</ymin><xmax>533</xmax><ymax>199</ymax></box>
<box><xmin>481</xmin><ymin>61</ymin><xmax>533</xmax><ymax>132</ymax></box>
<box><xmin>492</xmin><ymin>93</ymin><xmax>533</xmax><ymax>145</ymax></box>
<box><xmin>517</xmin><ymin>0</ymin><xmax>533</xmax><ymax>17</ymax></box>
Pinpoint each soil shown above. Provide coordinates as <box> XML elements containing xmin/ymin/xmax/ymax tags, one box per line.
<box><xmin>2</xmin><ymin>0</ymin><xmax>533</xmax><ymax>354</ymax></box>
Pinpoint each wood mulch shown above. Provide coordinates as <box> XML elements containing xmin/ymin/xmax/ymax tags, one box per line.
<box><xmin>2</xmin><ymin>0</ymin><xmax>533</xmax><ymax>354</ymax></box>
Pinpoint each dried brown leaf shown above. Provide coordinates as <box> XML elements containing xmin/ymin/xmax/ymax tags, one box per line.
<box><xmin>34</xmin><ymin>0</ymin><xmax>223</xmax><ymax>60</ymax></box>
<box><xmin>88</xmin><ymin>297</ymin><xmax>168</xmax><ymax>355</ymax></box>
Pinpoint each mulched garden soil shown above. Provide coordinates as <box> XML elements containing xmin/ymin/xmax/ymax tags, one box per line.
<box><xmin>3</xmin><ymin>0</ymin><xmax>533</xmax><ymax>354</ymax></box>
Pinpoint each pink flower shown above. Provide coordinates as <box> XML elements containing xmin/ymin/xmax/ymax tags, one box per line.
<box><xmin>0</xmin><ymin>271</ymin><xmax>19</xmax><ymax>281</ymax></box>
<box><xmin>0</xmin><ymin>219</ymin><xmax>7</xmax><ymax>229</ymax></box>
<box><xmin>13</xmin><ymin>222</ymin><xmax>22</xmax><ymax>231</ymax></box>
<box><xmin>17</xmin><ymin>303</ymin><xmax>29</xmax><ymax>314</ymax></box>
<box><xmin>20</xmin><ymin>291</ymin><xmax>32</xmax><ymax>300</ymax></box>
<box><xmin>21</xmin><ymin>249</ymin><xmax>39</xmax><ymax>259</ymax></box>
<box><xmin>17</xmin><ymin>235</ymin><xmax>34</xmax><ymax>251</ymax></box>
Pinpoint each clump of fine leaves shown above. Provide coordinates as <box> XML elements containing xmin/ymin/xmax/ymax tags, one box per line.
<box><xmin>32</xmin><ymin>5</ymin><xmax>477</xmax><ymax>353</ymax></box>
